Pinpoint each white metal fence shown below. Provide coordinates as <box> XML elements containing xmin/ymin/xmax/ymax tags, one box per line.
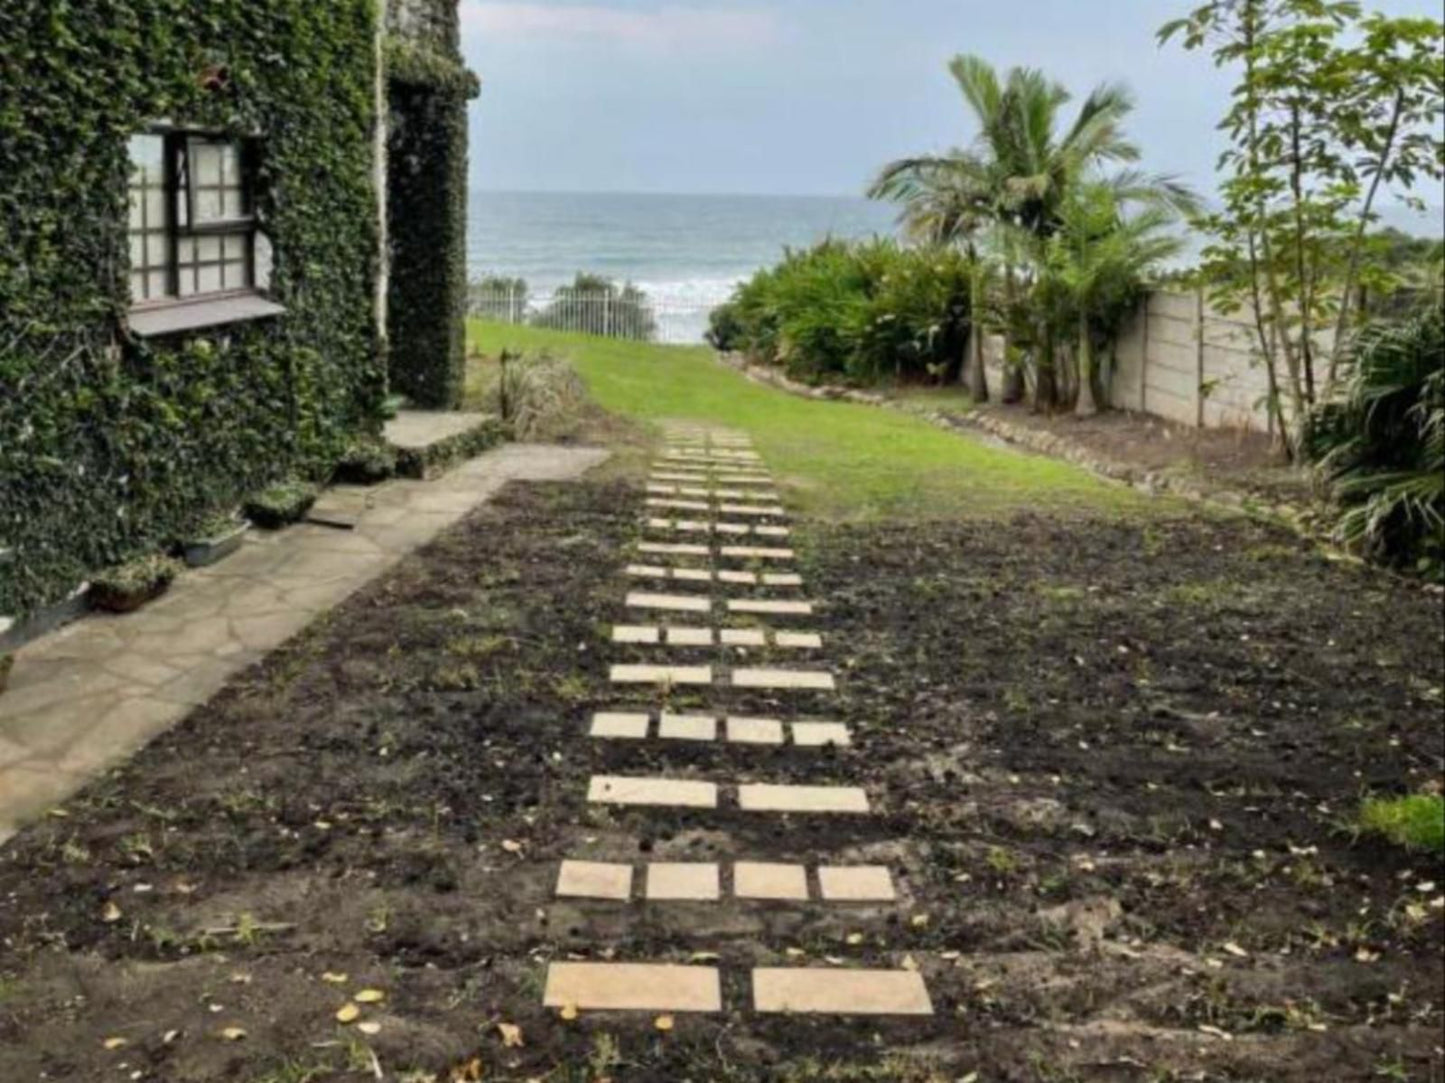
<box><xmin>467</xmin><ymin>284</ymin><xmax>716</xmax><ymax>345</ymax></box>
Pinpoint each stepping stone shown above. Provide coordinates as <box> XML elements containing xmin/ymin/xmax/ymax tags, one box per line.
<box><xmin>672</xmin><ymin>567</ymin><xmax>712</xmax><ymax>582</ymax></box>
<box><xmin>646</xmin><ymin>862</ymin><xmax>721</xmax><ymax>900</ymax></box>
<box><xmin>626</xmin><ymin>563</ymin><xmax>671</xmax><ymax>578</ymax></box>
<box><xmin>557</xmin><ymin>860</ymin><xmax>634</xmax><ymax>900</ymax></box>
<box><xmin>720</xmin><ymin>628</ymin><xmax>767</xmax><ymax>647</ymax></box>
<box><xmin>610</xmin><ymin>664</ymin><xmax>712</xmax><ymax>685</ymax></box>
<box><xmin>791</xmin><ymin>722</ymin><xmax>852</xmax><ymax>747</ymax></box>
<box><xmin>544</xmin><ymin>963</ymin><xmax>722</xmax><ymax>1013</ymax></box>
<box><xmin>652</xmin><ymin>473</ymin><xmax>711</xmax><ymax>483</ymax></box>
<box><xmin>732</xmin><ymin>668</ymin><xmax>835</xmax><ymax>690</ymax></box>
<box><xmin>613</xmin><ymin>625</ymin><xmax>661</xmax><ymax>644</ymax></box>
<box><xmin>647</xmin><ymin>498</ymin><xmax>711</xmax><ymax>512</ymax></box>
<box><xmin>719</xmin><ymin>504</ymin><xmax>787</xmax><ymax>517</ymax></box>
<box><xmin>775</xmin><ymin>632</ymin><xmax>823</xmax><ymax>649</ymax></box>
<box><xmin>588</xmin><ymin>776</ymin><xmax>718</xmax><ymax>808</ymax></box>
<box><xmin>755</xmin><ymin>526</ymin><xmax>791</xmax><ymax>538</ymax></box>
<box><xmin>818</xmin><ymin>866</ymin><xmax>896</xmax><ymax>902</ymax></box>
<box><xmin>752</xmin><ymin>969</ymin><xmax>932</xmax><ymax>1015</ymax></box>
<box><xmin>728</xmin><ymin>599</ymin><xmax>813</xmax><ymax>616</ymax></box>
<box><xmin>727</xmin><ymin>716</ymin><xmax>785</xmax><ymax>744</ymax></box>
<box><xmin>737</xmin><ymin>784</ymin><xmax>869</xmax><ymax>813</ymax></box>
<box><xmin>735</xmin><ymin>862</ymin><xmax>809</xmax><ymax>900</ymax></box>
<box><xmin>591</xmin><ymin>712</ymin><xmax>650</xmax><ymax>739</ymax></box>
<box><xmin>666</xmin><ymin>627</ymin><xmax>715</xmax><ymax>647</ymax></box>
<box><xmin>646</xmin><ymin>484</ymin><xmax>677</xmax><ymax>494</ymax></box>
<box><xmin>718</xmin><ymin>570</ymin><xmax>758</xmax><ymax>585</ymax></box>
<box><xmin>720</xmin><ymin>546</ymin><xmax>794</xmax><ymax>560</ymax></box>
<box><xmin>639</xmin><ymin>542</ymin><xmax>709</xmax><ymax>556</ymax></box>
<box><xmin>763</xmin><ymin>573</ymin><xmax>804</xmax><ymax>587</ymax></box>
<box><xmin>658</xmin><ymin>713</ymin><xmax>717</xmax><ymax>741</ymax></box>
<box><xmin>647</xmin><ymin>518</ymin><xmax>712</xmax><ymax>533</ymax></box>
<box><xmin>714</xmin><ymin>523</ymin><xmax>752</xmax><ymax>535</ymax></box>
<box><xmin>627</xmin><ymin>592</ymin><xmax>711</xmax><ymax>613</ymax></box>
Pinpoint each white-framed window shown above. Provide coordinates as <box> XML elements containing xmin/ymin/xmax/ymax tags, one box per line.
<box><xmin>127</xmin><ymin>129</ymin><xmax>262</xmax><ymax>307</ymax></box>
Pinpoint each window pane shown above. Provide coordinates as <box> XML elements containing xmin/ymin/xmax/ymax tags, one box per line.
<box><xmin>254</xmin><ymin>231</ymin><xmax>273</xmax><ymax>291</ymax></box>
<box><xmin>145</xmin><ymin>188</ymin><xmax>166</xmax><ymax>229</ymax></box>
<box><xmin>197</xmin><ymin>235</ymin><xmax>222</xmax><ymax>262</ymax></box>
<box><xmin>130</xmin><ymin>271</ymin><xmax>147</xmax><ymax>301</ymax></box>
<box><xmin>147</xmin><ymin>270</ymin><xmax>169</xmax><ymax>298</ymax></box>
<box><xmin>128</xmin><ymin>189</ymin><xmax>145</xmax><ymax>230</ymax></box>
<box><xmin>223</xmin><ymin>260</ymin><xmax>247</xmax><ymax>289</ymax></box>
<box><xmin>129</xmin><ymin>233</ymin><xmax>145</xmax><ymax>267</ymax></box>
<box><xmin>127</xmin><ymin>134</ymin><xmax>163</xmax><ymax>185</ymax></box>
<box><xmin>198</xmin><ymin>264</ymin><xmax>223</xmax><ymax>293</ymax></box>
<box><xmin>220</xmin><ymin>144</ymin><xmax>240</xmax><ymax>185</ymax></box>
<box><xmin>193</xmin><ymin>142</ymin><xmax>223</xmax><ymax>186</ymax></box>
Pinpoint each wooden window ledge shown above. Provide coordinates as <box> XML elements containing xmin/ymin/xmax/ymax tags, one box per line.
<box><xmin>128</xmin><ymin>292</ymin><xmax>285</xmax><ymax>337</ymax></box>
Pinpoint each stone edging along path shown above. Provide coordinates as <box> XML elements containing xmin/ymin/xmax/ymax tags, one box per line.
<box><xmin>538</xmin><ymin>422</ymin><xmax>936</xmax><ymax>1019</ymax></box>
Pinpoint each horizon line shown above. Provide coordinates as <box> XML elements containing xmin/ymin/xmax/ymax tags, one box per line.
<box><xmin>469</xmin><ymin>185</ymin><xmax>877</xmax><ymax>201</ymax></box>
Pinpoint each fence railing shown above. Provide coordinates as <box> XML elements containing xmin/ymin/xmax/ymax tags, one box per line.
<box><xmin>467</xmin><ymin>285</ymin><xmax>717</xmax><ymax>345</ymax></box>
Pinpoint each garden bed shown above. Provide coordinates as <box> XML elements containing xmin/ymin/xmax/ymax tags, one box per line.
<box><xmin>0</xmin><ymin>479</ymin><xmax>1439</xmax><ymax>1081</ymax></box>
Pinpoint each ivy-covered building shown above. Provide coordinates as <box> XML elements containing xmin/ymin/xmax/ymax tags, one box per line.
<box><xmin>0</xmin><ymin>0</ymin><xmax>479</xmax><ymax>618</ymax></box>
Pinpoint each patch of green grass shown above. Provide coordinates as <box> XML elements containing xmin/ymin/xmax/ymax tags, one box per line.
<box><xmin>468</xmin><ymin>320</ymin><xmax>1156</xmax><ymax>522</ymax></box>
<box><xmin>1360</xmin><ymin>793</ymin><xmax>1445</xmax><ymax>853</ymax></box>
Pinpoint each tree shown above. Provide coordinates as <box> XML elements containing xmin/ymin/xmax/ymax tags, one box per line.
<box><xmin>1161</xmin><ymin>0</ymin><xmax>1444</xmax><ymax>456</ymax></box>
<box><xmin>870</xmin><ymin>55</ymin><xmax>1195</xmax><ymax>410</ymax></box>
<box><xmin>1047</xmin><ymin>185</ymin><xmax>1187</xmax><ymax>416</ymax></box>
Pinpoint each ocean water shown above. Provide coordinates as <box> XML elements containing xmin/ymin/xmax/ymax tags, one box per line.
<box><xmin>466</xmin><ymin>190</ymin><xmax>898</xmax><ymax>338</ymax></box>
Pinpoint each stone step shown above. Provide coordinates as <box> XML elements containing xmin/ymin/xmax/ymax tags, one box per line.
<box><xmin>588</xmin><ymin>712</ymin><xmax>851</xmax><ymax>747</ymax></box>
<box><xmin>752</xmin><ymin>968</ymin><xmax>933</xmax><ymax>1015</ymax></box>
<box><xmin>610</xmin><ymin>626</ymin><xmax>822</xmax><ymax>650</ymax></box>
<box><xmin>543</xmin><ymin>962</ymin><xmax>722</xmax><ymax>1013</ymax></box>
<box><xmin>586</xmin><ymin>775</ymin><xmax>869</xmax><ymax>813</ymax></box>
<box><xmin>624</xmin><ymin>565</ymin><xmax>804</xmax><ymax>588</ymax></box>
<box><xmin>555</xmin><ymin>860</ymin><xmax>896</xmax><ymax>902</ymax></box>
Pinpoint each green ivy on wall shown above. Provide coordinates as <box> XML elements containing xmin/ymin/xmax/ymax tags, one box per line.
<box><xmin>384</xmin><ymin>33</ymin><xmax>478</xmax><ymax>409</ymax></box>
<box><xmin>0</xmin><ymin>0</ymin><xmax>385</xmax><ymax>617</ymax></box>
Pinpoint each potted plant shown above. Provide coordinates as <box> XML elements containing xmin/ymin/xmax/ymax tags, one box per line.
<box><xmin>182</xmin><ymin>512</ymin><xmax>250</xmax><ymax>568</ymax></box>
<box><xmin>90</xmin><ymin>554</ymin><xmax>183</xmax><ymax>613</ymax></box>
<box><xmin>333</xmin><ymin>436</ymin><xmax>397</xmax><ymax>485</ymax></box>
<box><xmin>243</xmin><ymin>480</ymin><xmax>320</xmax><ymax>529</ymax></box>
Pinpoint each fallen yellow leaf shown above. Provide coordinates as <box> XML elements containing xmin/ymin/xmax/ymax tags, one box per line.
<box><xmin>654</xmin><ymin>1014</ymin><xmax>675</xmax><ymax>1032</ymax></box>
<box><xmin>353</xmin><ymin>988</ymin><xmax>386</xmax><ymax>1003</ymax></box>
<box><xmin>321</xmin><ymin>971</ymin><xmax>348</xmax><ymax>984</ymax></box>
<box><xmin>219</xmin><ymin>1026</ymin><xmax>247</xmax><ymax>1041</ymax></box>
<box><xmin>101</xmin><ymin>900</ymin><xmax>122</xmax><ymax>923</ymax></box>
<box><xmin>497</xmin><ymin>1021</ymin><xmax>524</xmax><ymax>1047</ymax></box>
<box><xmin>559</xmin><ymin>1002</ymin><xmax>579</xmax><ymax>1020</ymax></box>
<box><xmin>336</xmin><ymin>1003</ymin><xmax>361</xmax><ymax>1023</ymax></box>
<box><xmin>357</xmin><ymin>1021</ymin><xmax>382</xmax><ymax>1036</ymax></box>
<box><xmin>102</xmin><ymin>1036</ymin><xmax>128</xmax><ymax>1050</ymax></box>
<box><xmin>845</xmin><ymin>932</ymin><xmax>864</xmax><ymax>945</ymax></box>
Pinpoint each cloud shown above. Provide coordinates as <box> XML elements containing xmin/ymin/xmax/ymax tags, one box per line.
<box><xmin>461</xmin><ymin>2</ymin><xmax>780</xmax><ymax>49</ymax></box>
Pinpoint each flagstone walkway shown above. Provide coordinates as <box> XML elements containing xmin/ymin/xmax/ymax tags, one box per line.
<box><xmin>542</xmin><ymin>423</ymin><xmax>935</xmax><ymax>1019</ymax></box>
<box><xmin>0</xmin><ymin>443</ymin><xmax>608</xmax><ymax>846</ymax></box>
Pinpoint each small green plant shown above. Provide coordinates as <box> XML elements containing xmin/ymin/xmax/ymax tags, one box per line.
<box><xmin>90</xmin><ymin>554</ymin><xmax>182</xmax><ymax>613</ymax></box>
<box><xmin>188</xmin><ymin>511</ymin><xmax>245</xmax><ymax>542</ymax></box>
<box><xmin>334</xmin><ymin>436</ymin><xmax>397</xmax><ymax>485</ymax></box>
<box><xmin>244</xmin><ymin>480</ymin><xmax>321</xmax><ymax>529</ymax></box>
<box><xmin>1359</xmin><ymin>793</ymin><xmax>1445</xmax><ymax>853</ymax></box>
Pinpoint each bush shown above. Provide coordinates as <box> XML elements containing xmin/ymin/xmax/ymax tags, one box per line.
<box><xmin>468</xmin><ymin>276</ymin><xmax>528</xmax><ymax>322</ymax></box>
<box><xmin>243</xmin><ymin>481</ymin><xmax>321</xmax><ymax>529</ymax></box>
<box><xmin>334</xmin><ymin>436</ymin><xmax>397</xmax><ymax>485</ymax></box>
<box><xmin>1309</xmin><ymin>304</ymin><xmax>1444</xmax><ymax>578</ymax></box>
<box><xmin>493</xmin><ymin>352</ymin><xmax>590</xmax><ymax>441</ymax></box>
<box><xmin>1360</xmin><ymin>793</ymin><xmax>1445</xmax><ymax>853</ymax></box>
<box><xmin>532</xmin><ymin>274</ymin><xmax>657</xmax><ymax>341</ymax></box>
<box><xmin>709</xmin><ymin>240</ymin><xmax>972</xmax><ymax>385</ymax></box>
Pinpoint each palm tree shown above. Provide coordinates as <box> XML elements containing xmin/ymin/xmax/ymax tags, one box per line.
<box><xmin>1047</xmin><ymin>183</ymin><xmax>1186</xmax><ymax>416</ymax></box>
<box><xmin>870</xmin><ymin>55</ymin><xmax>1195</xmax><ymax>409</ymax></box>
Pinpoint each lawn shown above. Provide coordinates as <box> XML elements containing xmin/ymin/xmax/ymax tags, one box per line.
<box><xmin>467</xmin><ymin>320</ymin><xmax>1152</xmax><ymax>521</ymax></box>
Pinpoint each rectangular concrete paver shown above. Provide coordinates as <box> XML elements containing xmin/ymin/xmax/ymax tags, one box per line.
<box><xmin>672</xmin><ymin>567</ymin><xmax>712</xmax><ymax>582</ymax></box>
<box><xmin>666</xmin><ymin>627</ymin><xmax>714</xmax><ymax>647</ymax></box>
<box><xmin>646</xmin><ymin>862</ymin><xmax>721</xmax><ymax>900</ymax></box>
<box><xmin>775</xmin><ymin>632</ymin><xmax>823</xmax><ymax>649</ymax></box>
<box><xmin>728</xmin><ymin>599</ymin><xmax>814</xmax><ymax>616</ymax></box>
<box><xmin>658</xmin><ymin>714</ymin><xmax>717</xmax><ymax>741</ymax></box>
<box><xmin>720</xmin><ymin>629</ymin><xmax>766</xmax><ymax>647</ymax></box>
<box><xmin>727</xmin><ymin>717</ymin><xmax>785</xmax><ymax>744</ymax></box>
<box><xmin>613</xmin><ymin>625</ymin><xmax>661</xmax><ymax>644</ymax></box>
<box><xmin>717</xmin><ymin>570</ymin><xmax>757</xmax><ymax>585</ymax></box>
<box><xmin>719</xmin><ymin>504</ymin><xmax>788</xmax><ymax>517</ymax></box>
<box><xmin>720</xmin><ymin>547</ymin><xmax>794</xmax><ymax>560</ymax></box>
<box><xmin>738</xmin><ymin>784</ymin><xmax>870</xmax><ymax>813</ymax></box>
<box><xmin>647</xmin><ymin>498</ymin><xmax>711</xmax><ymax>512</ymax></box>
<box><xmin>610</xmin><ymin>665</ymin><xmax>712</xmax><ymax>685</ymax></box>
<box><xmin>752</xmin><ymin>969</ymin><xmax>933</xmax><ymax>1015</ymax></box>
<box><xmin>792</xmin><ymin>722</ymin><xmax>852</xmax><ymax>747</ymax></box>
<box><xmin>626</xmin><ymin>592</ymin><xmax>711</xmax><ymax>614</ymax></box>
<box><xmin>591</xmin><ymin>712</ymin><xmax>650</xmax><ymax>739</ymax></box>
<box><xmin>735</xmin><ymin>862</ymin><xmax>808</xmax><ymax>900</ymax></box>
<box><xmin>544</xmin><ymin>963</ymin><xmax>722</xmax><ymax>1013</ymax></box>
<box><xmin>818</xmin><ymin>866</ymin><xmax>897</xmax><ymax>902</ymax></box>
<box><xmin>732</xmin><ymin>669</ymin><xmax>835</xmax><ymax>691</ymax></box>
<box><xmin>763</xmin><ymin>573</ymin><xmax>804</xmax><ymax>587</ymax></box>
<box><xmin>588</xmin><ymin>775</ymin><xmax>718</xmax><ymax>808</ymax></box>
<box><xmin>638</xmin><ymin>542</ymin><xmax>710</xmax><ymax>556</ymax></box>
<box><xmin>557</xmin><ymin>860</ymin><xmax>634</xmax><ymax>900</ymax></box>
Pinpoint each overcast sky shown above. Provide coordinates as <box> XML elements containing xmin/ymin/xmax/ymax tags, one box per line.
<box><xmin>461</xmin><ymin>0</ymin><xmax>1444</xmax><ymax>206</ymax></box>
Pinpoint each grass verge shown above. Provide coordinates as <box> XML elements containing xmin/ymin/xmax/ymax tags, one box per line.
<box><xmin>466</xmin><ymin>321</ymin><xmax>1156</xmax><ymax>521</ymax></box>
<box><xmin>1361</xmin><ymin>793</ymin><xmax>1445</xmax><ymax>853</ymax></box>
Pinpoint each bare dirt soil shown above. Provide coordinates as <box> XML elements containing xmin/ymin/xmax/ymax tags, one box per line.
<box><xmin>1</xmin><ymin>475</ymin><xmax>1441</xmax><ymax>1082</ymax></box>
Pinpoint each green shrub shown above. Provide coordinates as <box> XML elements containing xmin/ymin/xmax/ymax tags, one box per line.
<box><xmin>468</xmin><ymin>275</ymin><xmax>528</xmax><ymax>321</ymax></box>
<box><xmin>1360</xmin><ymin>793</ymin><xmax>1445</xmax><ymax>853</ymax></box>
<box><xmin>334</xmin><ymin>437</ymin><xmax>397</xmax><ymax>485</ymax></box>
<box><xmin>91</xmin><ymin>554</ymin><xmax>182</xmax><ymax>612</ymax></box>
<box><xmin>532</xmin><ymin>274</ymin><xmax>657</xmax><ymax>341</ymax></box>
<box><xmin>1309</xmin><ymin>305</ymin><xmax>1444</xmax><ymax>578</ymax></box>
<box><xmin>243</xmin><ymin>481</ymin><xmax>320</xmax><ymax>529</ymax></box>
<box><xmin>710</xmin><ymin>240</ymin><xmax>972</xmax><ymax>385</ymax></box>
<box><xmin>185</xmin><ymin>512</ymin><xmax>245</xmax><ymax>543</ymax></box>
